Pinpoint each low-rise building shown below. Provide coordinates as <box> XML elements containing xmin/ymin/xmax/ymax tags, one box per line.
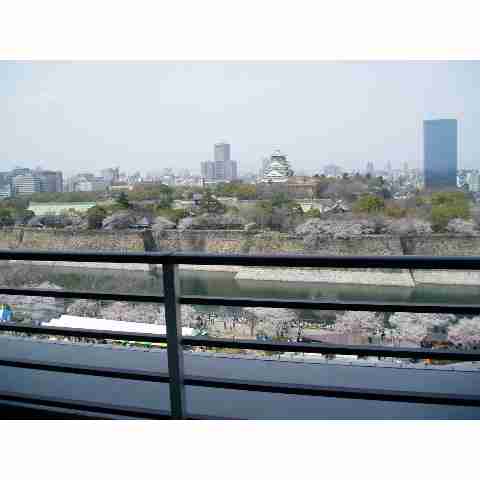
<box><xmin>28</xmin><ymin>202</ymin><xmax>97</xmax><ymax>216</ymax></box>
<box><xmin>75</xmin><ymin>179</ymin><xmax>108</xmax><ymax>192</ymax></box>
<box><xmin>110</xmin><ymin>183</ymin><xmax>133</xmax><ymax>192</ymax></box>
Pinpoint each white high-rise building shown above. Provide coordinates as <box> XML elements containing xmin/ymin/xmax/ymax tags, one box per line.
<box><xmin>12</xmin><ymin>174</ymin><xmax>41</xmax><ymax>195</ymax></box>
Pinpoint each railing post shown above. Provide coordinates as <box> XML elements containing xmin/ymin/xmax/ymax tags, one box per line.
<box><xmin>163</xmin><ymin>262</ymin><xmax>185</xmax><ymax>419</ymax></box>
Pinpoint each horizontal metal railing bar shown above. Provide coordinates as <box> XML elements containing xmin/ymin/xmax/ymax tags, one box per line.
<box><xmin>0</xmin><ymin>392</ymin><xmax>233</xmax><ymax>420</ymax></box>
<box><xmin>167</xmin><ymin>252</ymin><xmax>480</xmax><ymax>269</ymax></box>
<box><xmin>1</xmin><ymin>324</ymin><xmax>479</xmax><ymax>360</ymax></box>
<box><xmin>1</xmin><ymin>325</ymin><xmax>479</xmax><ymax>360</ymax></box>
<box><xmin>1</xmin><ymin>286</ymin><xmax>479</xmax><ymax>315</ymax></box>
<box><xmin>181</xmin><ymin>336</ymin><xmax>480</xmax><ymax>361</ymax></box>
<box><xmin>180</xmin><ymin>295</ymin><xmax>480</xmax><ymax>314</ymax></box>
<box><xmin>0</xmin><ymin>358</ymin><xmax>170</xmax><ymax>383</ymax></box>
<box><xmin>0</xmin><ymin>399</ymin><xmax>122</xmax><ymax>419</ymax></box>
<box><xmin>0</xmin><ymin>323</ymin><xmax>168</xmax><ymax>343</ymax></box>
<box><xmin>0</xmin><ymin>390</ymin><xmax>172</xmax><ymax>419</ymax></box>
<box><xmin>0</xmin><ymin>287</ymin><xmax>165</xmax><ymax>304</ymax></box>
<box><xmin>184</xmin><ymin>375</ymin><xmax>480</xmax><ymax>407</ymax></box>
<box><xmin>2</xmin><ymin>249</ymin><xmax>480</xmax><ymax>269</ymax></box>
<box><xmin>0</xmin><ymin>249</ymin><xmax>172</xmax><ymax>264</ymax></box>
<box><xmin>1</xmin><ymin>355</ymin><xmax>478</xmax><ymax>409</ymax></box>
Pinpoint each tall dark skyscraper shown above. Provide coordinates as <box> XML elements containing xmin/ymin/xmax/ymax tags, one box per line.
<box><xmin>423</xmin><ymin>119</ymin><xmax>458</xmax><ymax>190</ymax></box>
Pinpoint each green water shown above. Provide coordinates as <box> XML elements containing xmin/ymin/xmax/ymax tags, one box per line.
<box><xmin>10</xmin><ymin>264</ymin><xmax>480</xmax><ymax>306</ymax></box>
<box><xmin>3</xmin><ymin>263</ymin><xmax>480</xmax><ymax>327</ymax></box>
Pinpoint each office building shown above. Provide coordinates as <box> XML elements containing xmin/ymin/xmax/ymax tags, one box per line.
<box><xmin>214</xmin><ymin>142</ymin><xmax>237</xmax><ymax>182</ymax></box>
<box><xmin>65</xmin><ymin>173</ymin><xmax>107</xmax><ymax>192</ymax></box>
<box><xmin>38</xmin><ymin>170</ymin><xmax>63</xmax><ymax>193</ymax></box>
<box><xmin>467</xmin><ymin>172</ymin><xmax>480</xmax><ymax>193</ymax></box>
<box><xmin>366</xmin><ymin>161</ymin><xmax>374</xmax><ymax>176</ymax></box>
<box><xmin>214</xmin><ymin>142</ymin><xmax>230</xmax><ymax>163</ymax></box>
<box><xmin>12</xmin><ymin>174</ymin><xmax>41</xmax><ymax>195</ymax></box>
<box><xmin>200</xmin><ymin>142</ymin><xmax>238</xmax><ymax>183</ymax></box>
<box><xmin>228</xmin><ymin>160</ymin><xmax>238</xmax><ymax>181</ymax></box>
<box><xmin>0</xmin><ymin>184</ymin><xmax>12</xmax><ymax>198</ymax></box>
<box><xmin>101</xmin><ymin>167</ymin><xmax>120</xmax><ymax>185</ymax></box>
<box><xmin>10</xmin><ymin>167</ymin><xmax>32</xmax><ymax>178</ymax></box>
<box><xmin>323</xmin><ymin>164</ymin><xmax>343</xmax><ymax>177</ymax></box>
<box><xmin>201</xmin><ymin>161</ymin><xmax>215</xmax><ymax>181</ymax></box>
<box><xmin>424</xmin><ymin>119</ymin><xmax>458</xmax><ymax>190</ymax></box>
<box><xmin>75</xmin><ymin>179</ymin><xmax>108</xmax><ymax>192</ymax></box>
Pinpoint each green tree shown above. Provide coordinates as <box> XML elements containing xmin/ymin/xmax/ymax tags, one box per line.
<box><xmin>213</xmin><ymin>182</ymin><xmax>257</xmax><ymax>200</ymax></box>
<box><xmin>156</xmin><ymin>207</ymin><xmax>189</xmax><ymax>224</ymax></box>
<box><xmin>116</xmin><ymin>192</ymin><xmax>130</xmax><ymax>209</ymax></box>
<box><xmin>198</xmin><ymin>191</ymin><xmax>226</xmax><ymax>214</ymax></box>
<box><xmin>252</xmin><ymin>199</ymin><xmax>303</xmax><ymax>231</ymax></box>
<box><xmin>254</xmin><ymin>200</ymin><xmax>274</xmax><ymax>229</ymax></box>
<box><xmin>1</xmin><ymin>197</ymin><xmax>29</xmax><ymax>211</ymax></box>
<box><xmin>431</xmin><ymin>191</ymin><xmax>469</xmax><ymax>207</ymax></box>
<box><xmin>271</xmin><ymin>192</ymin><xmax>290</xmax><ymax>208</ymax></box>
<box><xmin>384</xmin><ymin>205</ymin><xmax>407</xmax><ymax>218</ymax></box>
<box><xmin>29</xmin><ymin>191</ymin><xmax>100</xmax><ymax>203</ymax></box>
<box><xmin>0</xmin><ymin>208</ymin><xmax>14</xmax><ymax>226</ymax></box>
<box><xmin>305</xmin><ymin>208</ymin><xmax>322</xmax><ymax>219</ymax></box>
<box><xmin>431</xmin><ymin>204</ymin><xmax>470</xmax><ymax>231</ymax></box>
<box><xmin>87</xmin><ymin>206</ymin><xmax>108</xmax><ymax>230</ymax></box>
<box><xmin>128</xmin><ymin>183</ymin><xmax>174</xmax><ymax>206</ymax></box>
<box><xmin>15</xmin><ymin>209</ymin><xmax>35</xmax><ymax>225</ymax></box>
<box><xmin>429</xmin><ymin>191</ymin><xmax>471</xmax><ymax>232</ymax></box>
<box><xmin>353</xmin><ymin>194</ymin><xmax>385</xmax><ymax>214</ymax></box>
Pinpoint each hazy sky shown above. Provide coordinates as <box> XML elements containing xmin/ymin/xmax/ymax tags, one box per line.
<box><xmin>0</xmin><ymin>61</ymin><xmax>478</xmax><ymax>176</ymax></box>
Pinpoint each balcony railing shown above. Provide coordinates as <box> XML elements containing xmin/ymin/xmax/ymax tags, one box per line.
<box><xmin>1</xmin><ymin>249</ymin><xmax>480</xmax><ymax>419</ymax></box>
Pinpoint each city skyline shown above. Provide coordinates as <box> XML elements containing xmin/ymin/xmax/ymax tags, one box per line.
<box><xmin>1</xmin><ymin>61</ymin><xmax>479</xmax><ymax>175</ymax></box>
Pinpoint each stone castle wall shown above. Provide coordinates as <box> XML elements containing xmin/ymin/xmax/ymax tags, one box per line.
<box><xmin>152</xmin><ymin>230</ymin><xmax>404</xmax><ymax>256</ymax></box>
<box><xmin>2</xmin><ymin>228</ymin><xmax>480</xmax><ymax>285</ymax></box>
<box><xmin>402</xmin><ymin>235</ymin><xmax>480</xmax><ymax>256</ymax></box>
<box><xmin>0</xmin><ymin>228</ymin><xmax>145</xmax><ymax>252</ymax></box>
<box><xmin>2</xmin><ymin>228</ymin><xmax>480</xmax><ymax>257</ymax></box>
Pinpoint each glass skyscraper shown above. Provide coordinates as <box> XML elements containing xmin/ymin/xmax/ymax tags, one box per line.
<box><xmin>423</xmin><ymin>119</ymin><xmax>458</xmax><ymax>190</ymax></box>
